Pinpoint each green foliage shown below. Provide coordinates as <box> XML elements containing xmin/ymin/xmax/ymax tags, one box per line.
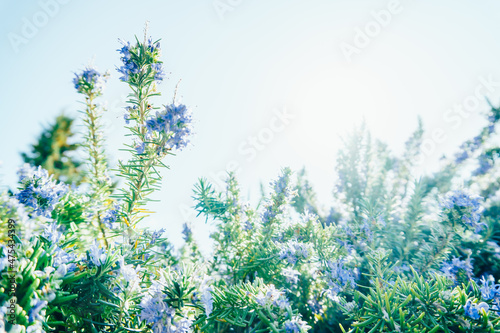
<box><xmin>21</xmin><ymin>114</ymin><xmax>84</xmax><ymax>185</ymax></box>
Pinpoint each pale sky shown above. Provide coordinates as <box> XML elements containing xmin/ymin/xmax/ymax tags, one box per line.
<box><xmin>1</xmin><ymin>0</ymin><xmax>500</xmax><ymax>253</ymax></box>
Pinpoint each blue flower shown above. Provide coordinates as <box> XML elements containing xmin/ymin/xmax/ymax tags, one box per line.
<box><xmin>52</xmin><ymin>246</ymin><xmax>76</xmax><ymax>268</ymax></box>
<box><xmin>284</xmin><ymin>316</ymin><xmax>309</xmax><ymax>333</ymax></box>
<box><xmin>16</xmin><ymin>164</ymin><xmax>68</xmax><ymax>218</ymax></box>
<box><xmin>361</xmin><ymin>220</ymin><xmax>373</xmax><ymax>242</ymax></box>
<box><xmin>134</xmin><ymin>140</ymin><xmax>146</xmax><ymax>155</ymax></box>
<box><xmin>473</xmin><ymin>154</ymin><xmax>494</xmax><ymax>176</ymax></box>
<box><xmin>123</xmin><ymin>113</ymin><xmax>131</xmax><ymax>124</ymax></box>
<box><xmin>43</xmin><ymin>222</ymin><xmax>62</xmax><ymax>244</ymax></box>
<box><xmin>255</xmin><ymin>285</ymin><xmax>289</xmax><ymax>308</ymax></box>
<box><xmin>118</xmin><ymin>257</ymin><xmax>139</xmax><ymax>283</ymax></box>
<box><xmin>89</xmin><ymin>242</ymin><xmax>106</xmax><ymax>266</ymax></box>
<box><xmin>116</xmin><ymin>37</ymin><xmax>163</xmax><ymax>83</ymax></box>
<box><xmin>145</xmin><ymin>103</ymin><xmax>193</xmax><ymax>152</ymax></box>
<box><xmin>279</xmin><ymin>240</ymin><xmax>310</xmax><ymax>265</ymax></box>
<box><xmin>174</xmin><ymin>318</ymin><xmax>193</xmax><ymax>333</ymax></box>
<box><xmin>28</xmin><ymin>299</ymin><xmax>47</xmax><ymax>323</ymax></box>
<box><xmin>454</xmin><ymin>150</ymin><xmax>469</xmax><ymax>164</ymax></box>
<box><xmin>262</xmin><ymin>168</ymin><xmax>295</xmax><ymax>224</ymax></box>
<box><xmin>441</xmin><ymin>190</ymin><xmax>485</xmax><ymax>232</ymax></box>
<box><xmin>440</xmin><ymin>257</ymin><xmax>473</xmax><ymax>281</ymax></box>
<box><xmin>464</xmin><ymin>300</ymin><xmax>489</xmax><ymax>320</ymax></box>
<box><xmin>73</xmin><ymin>67</ymin><xmax>109</xmax><ymax>95</ymax></box>
<box><xmin>282</xmin><ymin>268</ymin><xmax>301</xmax><ymax>285</ymax></box>
<box><xmin>101</xmin><ymin>203</ymin><xmax>120</xmax><ymax>228</ymax></box>
<box><xmin>150</xmin><ymin>228</ymin><xmax>165</xmax><ymax>245</ymax></box>
<box><xmin>140</xmin><ymin>280</ymin><xmax>176</xmax><ymax>331</ymax></box>
<box><xmin>479</xmin><ymin>275</ymin><xmax>500</xmax><ymax>300</ymax></box>
<box><xmin>182</xmin><ymin>223</ymin><xmax>192</xmax><ymax>242</ymax></box>
<box><xmin>151</xmin><ymin>62</ymin><xmax>165</xmax><ymax>82</ymax></box>
<box><xmin>324</xmin><ymin>259</ymin><xmax>357</xmax><ymax>299</ymax></box>
<box><xmin>146</xmin><ymin>37</ymin><xmax>161</xmax><ymax>53</ymax></box>
<box><xmin>117</xmin><ymin>39</ymin><xmax>139</xmax><ymax>82</ymax></box>
<box><xmin>243</xmin><ymin>218</ymin><xmax>253</xmax><ymax>231</ymax></box>
<box><xmin>200</xmin><ymin>275</ymin><xmax>214</xmax><ymax>317</ymax></box>
<box><xmin>488</xmin><ymin>124</ymin><xmax>495</xmax><ymax>134</ymax></box>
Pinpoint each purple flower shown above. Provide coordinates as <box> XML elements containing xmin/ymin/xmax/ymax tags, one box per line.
<box><xmin>284</xmin><ymin>316</ymin><xmax>309</xmax><ymax>333</ymax></box>
<box><xmin>324</xmin><ymin>259</ymin><xmax>357</xmax><ymax>299</ymax></box>
<box><xmin>150</xmin><ymin>228</ymin><xmax>165</xmax><ymax>245</ymax></box>
<box><xmin>43</xmin><ymin>222</ymin><xmax>62</xmax><ymax>244</ymax></box>
<box><xmin>440</xmin><ymin>257</ymin><xmax>473</xmax><ymax>281</ymax></box>
<box><xmin>262</xmin><ymin>168</ymin><xmax>295</xmax><ymax>224</ymax></box>
<box><xmin>182</xmin><ymin>223</ymin><xmax>192</xmax><ymax>242</ymax></box>
<box><xmin>89</xmin><ymin>242</ymin><xmax>106</xmax><ymax>267</ymax></box>
<box><xmin>151</xmin><ymin>62</ymin><xmax>165</xmax><ymax>82</ymax></box>
<box><xmin>473</xmin><ymin>154</ymin><xmax>494</xmax><ymax>176</ymax></box>
<box><xmin>134</xmin><ymin>140</ymin><xmax>146</xmax><ymax>155</ymax></box>
<box><xmin>282</xmin><ymin>268</ymin><xmax>301</xmax><ymax>285</ymax></box>
<box><xmin>279</xmin><ymin>240</ymin><xmax>310</xmax><ymax>265</ymax></box>
<box><xmin>140</xmin><ymin>279</ymin><xmax>176</xmax><ymax>331</ymax></box>
<box><xmin>255</xmin><ymin>285</ymin><xmax>289</xmax><ymax>308</ymax></box>
<box><xmin>441</xmin><ymin>190</ymin><xmax>485</xmax><ymax>232</ymax></box>
<box><xmin>479</xmin><ymin>275</ymin><xmax>500</xmax><ymax>300</ymax></box>
<box><xmin>116</xmin><ymin>37</ymin><xmax>163</xmax><ymax>83</ymax></box>
<box><xmin>28</xmin><ymin>299</ymin><xmax>47</xmax><ymax>323</ymax></box>
<box><xmin>464</xmin><ymin>300</ymin><xmax>489</xmax><ymax>320</ymax></box>
<box><xmin>16</xmin><ymin>164</ymin><xmax>68</xmax><ymax>218</ymax></box>
<box><xmin>101</xmin><ymin>203</ymin><xmax>120</xmax><ymax>229</ymax></box>
<box><xmin>174</xmin><ymin>318</ymin><xmax>193</xmax><ymax>333</ymax></box>
<box><xmin>73</xmin><ymin>67</ymin><xmax>109</xmax><ymax>95</ymax></box>
<box><xmin>145</xmin><ymin>103</ymin><xmax>193</xmax><ymax>152</ymax></box>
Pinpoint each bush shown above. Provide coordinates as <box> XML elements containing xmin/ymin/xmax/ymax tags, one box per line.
<box><xmin>1</xmin><ymin>31</ymin><xmax>500</xmax><ymax>333</ymax></box>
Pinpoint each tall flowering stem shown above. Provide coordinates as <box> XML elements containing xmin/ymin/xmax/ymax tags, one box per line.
<box><xmin>74</xmin><ymin>67</ymin><xmax>112</xmax><ymax>246</ymax></box>
<box><xmin>116</xmin><ymin>35</ymin><xmax>191</xmax><ymax>232</ymax></box>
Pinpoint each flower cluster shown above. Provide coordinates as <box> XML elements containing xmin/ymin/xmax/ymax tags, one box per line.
<box><xmin>284</xmin><ymin>316</ymin><xmax>309</xmax><ymax>333</ymax></box>
<box><xmin>255</xmin><ymin>285</ymin><xmax>290</xmax><ymax>309</ymax></box>
<box><xmin>453</xmin><ymin>107</ymin><xmax>499</xmax><ymax>164</ymax></box>
<box><xmin>117</xmin><ymin>256</ymin><xmax>141</xmax><ymax>292</ymax></box>
<box><xmin>440</xmin><ymin>257</ymin><xmax>473</xmax><ymax>281</ymax></box>
<box><xmin>52</xmin><ymin>246</ymin><xmax>77</xmax><ymax>271</ymax></box>
<box><xmin>324</xmin><ymin>260</ymin><xmax>357</xmax><ymax>300</ymax></box>
<box><xmin>282</xmin><ymin>267</ymin><xmax>301</xmax><ymax>285</ymax></box>
<box><xmin>101</xmin><ymin>203</ymin><xmax>120</xmax><ymax>228</ymax></box>
<box><xmin>278</xmin><ymin>240</ymin><xmax>310</xmax><ymax>265</ymax></box>
<box><xmin>73</xmin><ymin>67</ymin><xmax>109</xmax><ymax>96</ymax></box>
<box><xmin>464</xmin><ymin>300</ymin><xmax>489</xmax><ymax>320</ymax></box>
<box><xmin>117</xmin><ymin>37</ymin><xmax>165</xmax><ymax>83</ymax></box>
<box><xmin>441</xmin><ymin>190</ymin><xmax>485</xmax><ymax>232</ymax></box>
<box><xmin>89</xmin><ymin>241</ymin><xmax>107</xmax><ymax>266</ymax></box>
<box><xmin>473</xmin><ymin>154</ymin><xmax>494</xmax><ymax>176</ymax></box>
<box><xmin>16</xmin><ymin>164</ymin><xmax>68</xmax><ymax>218</ymax></box>
<box><xmin>139</xmin><ymin>277</ymin><xmax>193</xmax><ymax>332</ymax></box>
<box><xmin>144</xmin><ymin>103</ymin><xmax>193</xmax><ymax>152</ymax></box>
<box><xmin>479</xmin><ymin>276</ymin><xmax>500</xmax><ymax>310</ymax></box>
<box><xmin>262</xmin><ymin>168</ymin><xmax>296</xmax><ymax>224</ymax></box>
<box><xmin>42</xmin><ymin>222</ymin><xmax>62</xmax><ymax>244</ymax></box>
<box><xmin>182</xmin><ymin>223</ymin><xmax>193</xmax><ymax>242</ymax></box>
<box><xmin>199</xmin><ymin>276</ymin><xmax>214</xmax><ymax>317</ymax></box>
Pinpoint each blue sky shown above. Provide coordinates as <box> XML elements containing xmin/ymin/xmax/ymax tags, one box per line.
<box><xmin>1</xmin><ymin>0</ymin><xmax>500</xmax><ymax>253</ymax></box>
